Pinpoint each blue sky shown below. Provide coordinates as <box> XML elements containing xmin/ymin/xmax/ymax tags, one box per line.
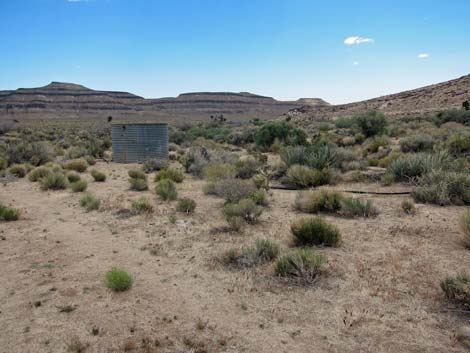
<box><xmin>0</xmin><ymin>0</ymin><xmax>469</xmax><ymax>104</ymax></box>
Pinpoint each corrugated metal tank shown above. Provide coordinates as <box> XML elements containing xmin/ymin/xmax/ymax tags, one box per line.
<box><xmin>111</xmin><ymin>123</ymin><xmax>168</xmax><ymax>163</ymax></box>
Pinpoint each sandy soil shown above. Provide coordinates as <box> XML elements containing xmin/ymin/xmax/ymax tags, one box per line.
<box><xmin>1</xmin><ymin>161</ymin><xmax>469</xmax><ymax>353</ymax></box>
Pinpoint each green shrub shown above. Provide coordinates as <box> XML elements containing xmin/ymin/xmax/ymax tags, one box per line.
<box><xmin>250</xmin><ymin>189</ymin><xmax>269</xmax><ymax>206</ymax></box>
<box><xmin>354</xmin><ymin>110</ymin><xmax>388</xmax><ymax>137</ymax></box>
<box><xmin>8</xmin><ymin>164</ymin><xmax>26</xmax><ymax>178</ymax></box>
<box><xmin>224</xmin><ymin>238</ymin><xmax>280</xmax><ymax>268</ymax></box>
<box><xmin>91</xmin><ymin>169</ymin><xmax>106</xmax><ymax>182</ymax></box>
<box><xmin>154</xmin><ymin>168</ymin><xmax>184</xmax><ymax>183</ymax></box>
<box><xmin>400</xmin><ymin>134</ymin><xmax>434</xmax><ymax>153</ymax></box>
<box><xmin>128</xmin><ymin>169</ymin><xmax>146</xmax><ymax>180</ymax></box>
<box><xmin>385</xmin><ymin>151</ymin><xmax>449</xmax><ymax>182</ymax></box>
<box><xmin>448</xmin><ymin>133</ymin><xmax>470</xmax><ymax>156</ymax></box>
<box><xmin>28</xmin><ymin>166</ymin><xmax>51</xmax><ymax>182</ymax></box>
<box><xmin>40</xmin><ymin>172</ymin><xmax>67</xmax><ymax>190</ymax></box>
<box><xmin>335</xmin><ymin>117</ymin><xmax>357</xmax><ymax>129</ymax></box>
<box><xmin>440</xmin><ymin>273</ymin><xmax>470</xmax><ymax>307</ymax></box>
<box><xmin>435</xmin><ymin>109</ymin><xmax>470</xmax><ymax>126</ymax></box>
<box><xmin>223</xmin><ymin>199</ymin><xmax>262</xmax><ymax>226</ymax></box>
<box><xmin>156</xmin><ymin>179</ymin><xmax>178</xmax><ymax>201</ymax></box>
<box><xmin>79</xmin><ymin>193</ymin><xmax>100</xmax><ymax>211</ymax></box>
<box><xmin>129</xmin><ymin>177</ymin><xmax>148</xmax><ymax>191</ymax></box>
<box><xmin>105</xmin><ymin>267</ymin><xmax>133</xmax><ymax>292</ymax></box>
<box><xmin>367</xmin><ymin>136</ymin><xmax>390</xmax><ymax>153</ymax></box>
<box><xmin>202</xmin><ymin>163</ymin><xmax>236</xmax><ymax>180</ymax></box>
<box><xmin>67</xmin><ymin>172</ymin><xmax>81</xmax><ymax>183</ymax></box>
<box><xmin>0</xmin><ymin>203</ymin><xmax>20</xmax><ymax>221</ymax></box>
<box><xmin>142</xmin><ymin>158</ymin><xmax>168</xmax><ymax>173</ymax></box>
<box><xmin>176</xmin><ymin>198</ymin><xmax>196</xmax><ymax>214</ymax></box>
<box><xmin>131</xmin><ymin>197</ymin><xmax>153</xmax><ymax>214</ymax></box>
<box><xmin>275</xmin><ymin>248</ymin><xmax>326</xmax><ymax>284</ymax></box>
<box><xmin>0</xmin><ymin>157</ymin><xmax>7</xmax><ymax>170</ymax></box>
<box><xmin>70</xmin><ymin>180</ymin><xmax>88</xmax><ymax>192</ymax></box>
<box><xmin>84</xmin><ymin>155</ymin><xmax>96</xmax><ymax>166</ymax></box>
<box><xmin>182</xmin><ymin>147</ymin><xmax>239</xmax><ymax>178</ymax></box>
<box><xmin>281</xmin><ymin>146</ymin><xmax>309</xmax><ymax>167</ymax></box>
<box><xmin>255</xmin><ymin>121</ymin><xmax>308</xmax><ymax>149</ymax></box>
<box><xmin>281</xmin><ymin>165</ymin><xmax>333</xmax><ymax>189</ymax></box>
<box><xmin>291</xmin><ymin>217</ymin><xmax>341</xmax><ymax>246</ymax></box>
<box><xmin>235</xmin><ymin>157</ymin><xmax>261</xmax><ymax>179</ymax></box>
<box><xmin>459</xmin><ymin>211</ymin><xmax>470</xmax><ymax>249</ymax></box>
<box><xmin>340</xmin><ymin>197</ymin><xmax>378</xmax><ymax>218</ymax></box>
<box><xmin>294</xmin><ymin>190</ymin><xmax>343</xmax><ymax>214</ymax></box>
<box><xmin>65</xmin><ymin>159</ymin><xmax>88</xmax><ymax>173</ymax></box>
<box><xmin>401</xmin><ymin>199</ymin><xmax>416</xmax><ymax>215</ymax></box>
<box><xmin>412</xmin><ymin>170</ymin><xmax>470</xmax><ymax>205</ymax></box>
<box><xmin>204</xmin><ymin>178</ymin><xmax>257</xmax><ymax>203</ymax></box>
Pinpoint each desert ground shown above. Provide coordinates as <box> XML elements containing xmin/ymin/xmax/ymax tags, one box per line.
<box><xmin>1</xmin><ymin>156</ymin><xmax>469</xmax><ymax>353</ymax></box>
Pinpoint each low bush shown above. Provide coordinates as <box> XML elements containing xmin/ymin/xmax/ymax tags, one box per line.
<box><xmin>367</xmin><ymin>136</ymin><xmax>390</xmax><ymax>153</ymax></box>
<box><xmin>131</xmin><ymin>197</ymin><xmax>153</xmax><ymax>214</ymax></box>
<box><xmin>275</xmin><ymin>248</ymin><xmax>326</xmax><ymax>284</ymax></box>
<box><xmin>202</xmin><ymin>163</ymin><xmax>236</xmax><ymax>180</ymax></box>
<box><xmin>354</xmin><ymin>110</ymin><xmax>388</xmax><ymax>137</ymax></box>
<box><xmin>401</xmin><ymin>199</ymin><xmax>416</xmax><ymax>215</ymax></box>
<box><xmin>40</xmin><ymin>172</ymin><xmax>67</xmax><ymax>190</ymax></box>
<box><xmin>222</xmin><ymin>199</ymin><xmax>263</xmax><ymax>226</ymax></box>
<box><xmin>291</xmin><ymin>217</ymin><xmax>341</xmax><ymax>246</ymax></box>
<box><xmin>440</xmin><ymin>273</ymin><xmax>470</xmax><ymax>307</ymax></box>
<box><xmin>204</xmin><ymin>178</ymin><xmax>257</xmax><ymax>203</ymax></box>
<box><xmin>67</xmin><ymin>172</ymin><xmax>81</xmax><ymax>183</ymax></box>
<box><xmin>385</xmin><ymin>151</ymin><xmax>449</xmax><ymax>182</ymax></box>
<box><xmin>28</xmin><ymin>166</ymin><xmax>51</xmax><ymax>182</ymax></box>
<box><xmin>459</xmin><ymin>211</ymin><xmax>470</xmax><ymax>249</ymax></box>
<box><xmin>142</xmin><ymin>158</ymin><xmax>168</xmax><ymax>173</ymax></box>
<box><xmin>340</xmin><ymin>197</ymin><xmax>379</xmax><ymax>218</ymax></box>
<box><xmin>400</xmin><ymin>134</ymin><xmax>434</xmax><ymax>153</ymax></box>
<box><xmin>176</xmin><ymin>198</ymin><xmax>196</xmax><ymax>214</ymax></box>
<box><xmin>70</xmin><ymin>180</ymin><xmax>88</xmax><ymax>192</ymax></box>
<box><xmin>294</xmin><ymin>190</ymin><xmax>343</xmax><ymax>214</ymax></box>
<box><xmin>235</xmin><ymin>157</ymin><xmax>261</xmax><ymax>179</ymax></box>
<box><xmin>412</xmin><ymin>170</ymin><xmax>470</xmax><ymax>205</ymax></box>
<box><xmin>129</xmin><ymin>177</ymin><xmax>148</xmax><ymax>191</ymax></box>
<box><xmin>0</xmin><ymin>203</ymin><xmax>20</xmax><ymax>221</ymax></box>
<box><xmin>91</xmin><ymin>169</ymin><xmax>106</xmax><ymax>182</ymax></box>
<box><xmin>281</xmin><ymin>165</ymin><xmax>333</xmax><ymax>189</ymax></box>
<box><xmin>154</xmin><ymin>168</ymin><xmax>184</xmax><ymax>183</ymax></box>
<box><xmin>105</xmin><ymin>267</ymin><xmax>133</xmax><ymax>292</ymax></box>
<box><xmin>8</xmin><ymin>164</ymin><xmax>26</xmax><ymax>178</ymax></box>
<box><xmin>79</xmin><ymin>193</ymin><xmax>100</xmax><ymax>211</ymax></box>
<box><xmin>250</xmin><ymin>189</ymin><xmax>269</xmax><ymax>206</ymax></box>
<box><xmin>128</xmin><ymin>169</ymin><xmax>146</xmax><ymax>180</ymax></box>
<box><xmin>435</xmin><ymin>109</ymin><xmax>470</xmax><ymax>126</ymax></box>
<box><xmin>84</xmin><ymin>155</ymin><xmax>96</xmax><ymax>166</ymax></box>
<box><xmin>255</xmin><ymin>121</ymin><xmax>308</xmax><ymax>149</ymax></box>
<box><xmin>448</xmin><ymin>133</ymin><xmax>470</xmax><ymax>156</ymax></box>
<box><xmin>223</xmin><ymin>238</ymin><xmax>280</xmax><ymax>268</ymax></box>
<box><xmin>65</xmin><ymin>159</ymin><xmax>88</xmax><ymax>173</ymax></box>
<box><xmin>156</xmin><ymin>179</ymin><xmax>178</xmax><ymax>201</ymax></box>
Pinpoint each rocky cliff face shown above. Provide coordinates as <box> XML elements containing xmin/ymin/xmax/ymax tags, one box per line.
<box><xmin>287</xmin><ymin>74</ymin><xmax>470</xmax><ymax>123</ymax></box>
<box><xmin>0</xmin><ymin>82</ymin><xmax>327</xmax><ymax>123</ymax></box>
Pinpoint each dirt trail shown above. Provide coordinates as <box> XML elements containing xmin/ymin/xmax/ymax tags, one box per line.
<box><xmin>1</xmin><ymin>162</ymin><xmax>469</xmax><ymax>353</ymax></box>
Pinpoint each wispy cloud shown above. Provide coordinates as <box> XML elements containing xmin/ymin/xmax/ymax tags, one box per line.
<box><xmin>344</xmin><ymin>36</ymin><xmax>374</xmax><ymax>45</ymax></box>
<box><xmin>418</xmin><ymin>53</ymin><xmax>430</xmax><ymax>59</ymax></box>
<box><xmin>353</xmin><ymin>61</ymin><xmax>359</xmax><ymax>66</ymax></box>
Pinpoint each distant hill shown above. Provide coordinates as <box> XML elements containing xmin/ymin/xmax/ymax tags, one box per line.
<box><xmin>0</xmin><ymin>82</ymin><xmax>328</xmax><ymax>123</ymax></box>
<box><xmin>286</xmin><ymin>74</ymin><xmax>470</xmax><ymax>124</ymax></box>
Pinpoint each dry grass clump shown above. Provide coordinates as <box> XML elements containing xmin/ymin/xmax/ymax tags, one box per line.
<box><xmin>275</xmin><ymin>248</ymin><xmax>326</xmax><ymax>284</ymax></box>
<box><xmin>291</xmin><ymin>217</ymin><xmax>341</xmax><ymax>247</ymax></box>
<box><xmin>142</xmin><ymin>158</ymin><xmax>168</xmax><ymax>173</ymax></box>
<box><xmin>222</xmin><ymin>199</ymin><xmax>262</xmax><ymax>230</ymax></box>
<box><xmin>40</xmin><ymin>171</ymin><xmax>67</xmax><ymax>190</ymax></box>
<box><xmin>412</xmin><ymin>170</ymin><xmax>470</xmax><ymax>205</ymax></box>
<box><xmin>8</xmin><ymin>164</ymin><xmax>26</xmax><ymax>178</ymax></box>
<box><xmin>223</xmin><ymin>238</ymin><xmax>280</xmax><ymax>268</ymax></box>
<box><xmin>105</xmin><ymin>267</ymin><xmax>133</xmax><ymax>292</ymax></box>
<box><xmin>65</xmin><ymin>159</ymin><xmax>88</xmax><ymax>173</ymax></box>
<box><xmin>129</xmin><ymin>176</ymin><xmax>148</xmax><ymax>191</ymax></box>
<box><xmin>401</xmin><ymin>199</ymin><xmax>416</xmax><ymax>215</ymax></box>
<box><xmin>131</xmin><ymin>196</ymin><xmax>153</xmax><ymax>214</ymax></box>
<box><xmin>70</xmin><ymin>180</ymin><xmax>88</xmax><ymax>192</ymax></box>
<box><xmin>400</xmin><ymin>134</ymin><xmax>434</xmax><ymax>153</ymax></box>
<box><xmin>459</xmin><ymin>211</ymin><xmax>470</xmax><ymax>249</ymax></box>
<box><xmin>154</xmin><ymin>168</ymin><xmax>184</xmax><ymax>183</ymax></box>
<box><xmin>202</xmin><ymin>164</ymin><xmax>236</xmax><ymax>180</ymax></box>
<box><xmin>79</xmin><ymin>193</ymin><xmax>100</xmax><ymax>211</ymax></box>
<box><xmin>155</xmin><ymin>179</ymin><xmax>178</xmax><ymax>201</ymax></box>
<box><xmin>295</xmin><ymin>190</ymin><xmax>343</xmax><ymax>214</ymax></box>
<box><xmin>90</xmin><ymin>169</ymin><xmax>106</xmax><ymax>182</ymax></box>
<box><xmin>128</xmin><ymin>169</ymin><xmax>146</xmax><ymax>180</ymax></box>
<box><xmin>28</xmin><ymin>166</ymin><xmax>51</xmax><ymax>182</ymax></box>
<box><xmin>235</xmin><ymin>157</ymin><xmax>261</xmax><ymax>179</ymax></box>
<box><xmin>176</xmin><ymin>198</ymin><xmax>196</xmax><ymax>214</ymax></box>
<box><xmin>204</xmin><ymin>178</ymin><xmax>257</xmax><ymax>203</ymax></box>
<box><xmin>440</xmin><ymin>273</ymin><xmax>470</xmax><ymax>307</ymax></box>
<box><xmin>340</xmin><ymin>197</ymin><xmax>379</xmax><ymax>218</ymax></box>
<box><xmin>67</xmin><ymin>172</ymin><xmax>81</xmax><ymax>183</ymax></box>
<box><xmin>0</xmin><ymin>203</ymin><xmax>20</xmax><ymax>221</ymax></box>
<box><xmin>281</xmin><ymin>165</ymin><xmax>333</xmax><ymax>189</ymax></box>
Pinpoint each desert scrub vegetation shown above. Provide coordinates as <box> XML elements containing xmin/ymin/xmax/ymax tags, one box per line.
<box><xmin>412</xmin><ymin>170</ymin><xmax>470</xmax><ymax>205</ymax></box>
<box><xmin>28</xmin><ymin>166</ymin><xmax>51</xmax><ymax>182</ymax></box>
<box><xmin>131</xmin><ymin>197</ymin><xmax>153</xmax><ymax>214</ymax></box>
<box><xmin>142</xmin><ymin>158</ymin><xmax>169</xmax><ymax>173</ymax></box>
<box><xmin>281</xmin><ymin>165</ymin><xmax>333</xmax><ymax>189</ymax></box>
<box><xmin>202</xmin><ymin>163</ymin><xmax>236</xmax><ymax>180</ymax></box>
<box><xmin>66</xmin><ymin>172</ymin><xmax>81</xmax><ymax>183</ymax></box>
<box><xmin>440</xmin><ymin>273</ymin><xmax>470</xmax><ymax>307</ymax></box>
<box><xmin>40</xmin><ymin>171</ymin><xmax>67</xmax><ymax>190</ymax></box>
<box><xmin>176</xmin><ymin>198</ymin><xmax>196</xmax><ymax>214</ymax></box>
<box><xmin>400</xmin><ymin>134</ymin><xmax>434</xmax><ymax>153</ymax></box>
<box><xmin>0</xmin><ymin>203</ymin><xmax>20</xmax><ymax>221</ymax></box>
<box><xmin>8</xmin><ymin>164</ymin><xmax>26</xmax><ymax>178</ymax></box>
<box><xmin>275</xmin><ymin>248</ymin><xmax>326</xmax><ymax>285</ymax></box>
<box><xmin>295</xmin><ymin>190</ymin><xmax>343</xmax><ymax>214</ymax></box>
<box><xmin>105</xmin><ymin>267</ymin><xmax>133</xmax><ymax>292</ymax></box>
<box><xmin>435</xmin><ymin>109</ymin><xmax>470</xmax><ymax>126</ymax></box>
<box><xmin>401</xmin><ymin>199</ymin><xmax>416</xmax><ymax>215</ymax></box>
<box><xmin>79</xmin><ymin>193</ymin><xmax>100</xmax><ymax>211</ymax></box>
<box><xmin>154</xmin><ymin>168</ymin><xmax>184</xmax><ymax>183</ymax></box>
<box><xmin>254</xmin><ymin>121</ymin><xmax>308</xmax><ymax>150</ymax></box>
<box><xmin>334</xmin><ymin>110</ymin><xmax>388</xmax><ymax>137</ymax></box>
<box><xmin>340</xmin><ymin>197</ymin><xmax>379</xmax><ymax>218</ymax></box>
<box><xmin>182</xmin><ymin>146</ymin><xmax>239</xmax><ymax>178</ymax></box>
<box><xmin>65</xmin><ymin>159</ymin><xmax>88</xmax><ymax>173</ymax></box>
<box><xmin>235</xmin><ymin>156</ymin><xmax>262</xmax><ymax>179</ymax></box>
<box><xmin>204</xmin><ymin>178</ymin><xmax>257</xmax><ymax>203</ymax></box>
<box><xmin>90</xmin><ymin>169</ymin><xmax>106</xmax><ymax>182</ymax></box>
<box><xmin>222</xmin><ymin>199</ymin><xmax>263</xmax><ymax>229</ymax></box>
<box><xmin>291</xmin><ymin>217</ymin><xmax>342</xmax><ymax>247</ymax></box>
<box><xmin>70</xmin><ymin>180</ymin><xmax>88</xmax><ymax>192</ymax></box>
<box><xmin>129</xmin><ymin>176</ymin><xmax>148</xmax><ymax>191</ymax></box>
<box><xmin>459</xmin><ymin>211</ymin><xmax>470</xmax><ymax>249</ymax></box>
<box><xmin>155</xmin><ymin>179</ymin><xmax>178</xmax><ymax>201</ymax></box>
<box><xmin>128</xmin><ymin>168</ymin><xmax>146</xmax><ymax>180</ymax></box>
<box><xmin>223</xmin><ymin>238</ymin><xmax>280</xmax><ymax>268</ymax></box>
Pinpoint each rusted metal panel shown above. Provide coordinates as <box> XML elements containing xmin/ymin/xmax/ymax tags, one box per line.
<box><xmin>111</xmin><ymin>123</ymin><xmax>168</xmax><ymax>163</ymax></box>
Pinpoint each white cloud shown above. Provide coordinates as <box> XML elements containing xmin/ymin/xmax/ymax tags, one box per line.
<box><xmin>418</xmin><ymin>53</ymin><xmax>430</xmax><ymax>59</ymax></box>
<box><xmin>344</xmin><ymin>36</ymin><xmax>374</xmax><ymax>45</ymax></box>
<box><xmin>353</xmin><ymin>61</ymin><xmax>359</xmax><ymax>66</ymax></box>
